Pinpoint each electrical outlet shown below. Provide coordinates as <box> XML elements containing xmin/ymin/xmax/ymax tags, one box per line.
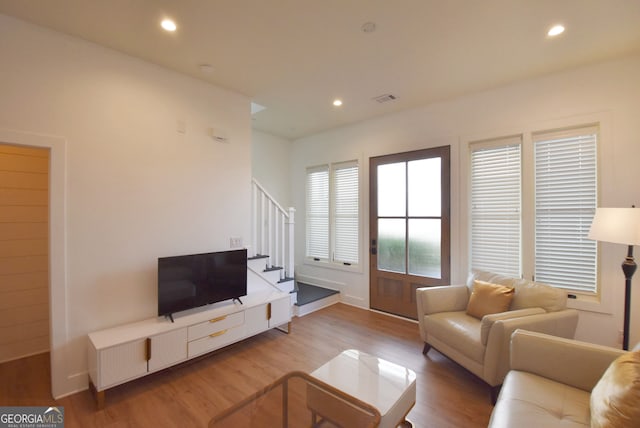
<box><xmin>230</xmin><ymin>237</ymin><xmax>243</xmax><ymax>248</ymax></box>
<box><xmin>618</xmin><ymin>330</ymin><xmax>624</xmax><ymax>344</ymax></box>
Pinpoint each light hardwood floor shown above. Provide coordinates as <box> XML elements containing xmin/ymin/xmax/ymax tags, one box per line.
<box><xmin>0</xmin><ymin>303</ymin><xmax>493</xmax><ymax>427</ymax></box>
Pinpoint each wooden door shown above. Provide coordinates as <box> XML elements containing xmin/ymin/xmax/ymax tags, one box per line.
<box><xmin>370</xmin><ymin>146</ymin><xmax>450</xmax><ymax>319</ymax></box>
<box><xmin>0</xmin><ymin>144</ymin><xmax>50</xmax><ymax>362</ymax></box>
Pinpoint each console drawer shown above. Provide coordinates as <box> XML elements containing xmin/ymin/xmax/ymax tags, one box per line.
<box><xmin>187</xmin><ymin>325</ymin><xmax>245</xmax><ymax>358</ymax></box>
<box><xmin>187</xmin><ymin>311</ymin><xmax>244</xmax><ymax>341</ymax></box>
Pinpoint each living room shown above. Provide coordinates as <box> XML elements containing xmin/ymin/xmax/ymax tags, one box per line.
<box><xmin>1</xmin><ymin>2</ymin><xmax>640</xmax><ymax>427</ymax></box>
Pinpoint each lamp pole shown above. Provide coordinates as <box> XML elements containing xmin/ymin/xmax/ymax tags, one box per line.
<box><xmin>622</xmin><ymin>244</ymin><xmax>637</xmax><ymax>351</ymax></box>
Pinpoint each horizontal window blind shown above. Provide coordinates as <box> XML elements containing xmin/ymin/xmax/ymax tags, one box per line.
<box><xmin>306</xmin><ymin>165</ymin><xmax>329</xmax><ymax>260</ymax></box>
<box><xmin>534</xmin><ymin>126</ymin><xmax>597</xmax><ymax>292</ymax></box>
<box><xmin>470</xmin><ymin>137</ymin><xmax>522</xmax><ymax>278</ymax></box>
<box><xmin>333</xmin><ymin>162</ymin><xmax>359</xmax><ymax>264</ymax></box>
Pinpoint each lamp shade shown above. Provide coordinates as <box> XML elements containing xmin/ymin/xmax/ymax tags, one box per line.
<box><xmin>588</xmin><ymin>208</ymin><xmax>640</xmax><ymax>246</ymax></box>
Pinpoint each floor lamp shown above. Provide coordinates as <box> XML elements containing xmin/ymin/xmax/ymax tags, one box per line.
<box><xmin>588</xmin><ymin>207</ymin><xmax>640</xmax><ymax>350</ymax></box>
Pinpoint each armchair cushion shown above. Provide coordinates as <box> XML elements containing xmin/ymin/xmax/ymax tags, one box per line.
<box><xmin>493</xmin><ymin>371</ymin><xmax>591</xmax><ymax>427</ymax></box>
<box><xmin>466</xmin><ymin>280</ymin><xmax>515</xmax><ymax>319</ymax></box>
<box><xmin>424</xmin><ymin>311</ymin><xmax>484</xmax><ymax>363</ymax></box>
<box><xmin>511</xmin><ymin>281</ymin><xmax>567</xmax><ymax>312</ymax></box>
<box><xmin>468</xmin><ymin>270</ymin><xmax>568</xmax><ymax>312</ymax></box>
<box><xmin>590</xmin><ymin>351</ymin><xmax>640</xmax><ymax>428</ymax></box>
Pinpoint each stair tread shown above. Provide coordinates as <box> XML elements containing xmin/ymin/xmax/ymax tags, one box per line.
<box><xmin>295</xmin><ymin>283</ymin><xmax>339</xmax><ymax>306</ymax></box>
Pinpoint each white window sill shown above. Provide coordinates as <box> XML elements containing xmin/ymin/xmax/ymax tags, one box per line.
<box><xmin>303</xmin><ymin>258</ymin><xmax>362</xmax><ymax>274</ymax></box>
<box><xmin>565</xmin><ymin>291</ymin><xmax>611</xmax><ymax>315</ymax></box>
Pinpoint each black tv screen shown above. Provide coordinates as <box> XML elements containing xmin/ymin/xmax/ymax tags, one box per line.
<box><xmin>158</xmin><ymin>248</ymin><xmax>247</xmax><ymax>317</ymax></box>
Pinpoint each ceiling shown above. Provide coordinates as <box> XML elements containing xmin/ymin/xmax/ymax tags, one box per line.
<box><xmin>1</xmin><ymin>1</ymin><xmax>640</xmax><ymax>140</ymax></box>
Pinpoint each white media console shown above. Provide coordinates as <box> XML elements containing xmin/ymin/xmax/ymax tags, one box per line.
<box><xmin>87</xmin><ymin>288</ymin><xmax>291</xmax><ymax>408</ymax></box>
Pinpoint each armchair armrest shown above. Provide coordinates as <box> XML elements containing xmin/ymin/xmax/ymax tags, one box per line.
<box><xmin>482</xmin><ymin>309</ymin><xmax>579</xmax><ymax>386</ymax></box>
<box><xmin>416</xmin><ymin>285</ymin><xmax>469</xmax><ymax>316</ymax></box>
<box><xmin>510</xmin><ymin>329</ymin><xmax>625</xmax><ymax>392</ymax></box>
<box><xmin>480</xmin><ymin>308</ymin><xmax>546</xmax><ymax>345</ymax></box>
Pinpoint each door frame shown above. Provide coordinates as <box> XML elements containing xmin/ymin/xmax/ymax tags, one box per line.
<box><xmin>0</xmin><ymin>128</ymin><xmax>68</xmax><ymax>398</ymax></box>
<box><xmin>369</xmin><ymin>146</ymin><xmax>451</xmax><ymax>319</ymax></box>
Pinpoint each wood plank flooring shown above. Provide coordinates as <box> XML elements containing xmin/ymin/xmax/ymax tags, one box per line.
<box><xmin>0</xmin><ymin>303</ymin><xmax>493</xmax><ymax>427</ymax></box>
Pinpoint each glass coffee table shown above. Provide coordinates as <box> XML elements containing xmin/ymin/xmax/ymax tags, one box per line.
<box><xmin>209</xmin><ymin>349</ymin><xmax>416</xmax><ymax>428</ymax></box>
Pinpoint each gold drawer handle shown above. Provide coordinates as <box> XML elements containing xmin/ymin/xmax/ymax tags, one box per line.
<box><xmin>209</xmin><ymin>330</ymin><xmax>227</xmax><ymax>338</ymax></box>
<box><xmin>209</xmin><ymin>315</ymin><xmax>227</xmax><ymax>323</ymax></box>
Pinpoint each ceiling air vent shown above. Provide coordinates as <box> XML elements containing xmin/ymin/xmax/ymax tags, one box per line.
<box><xmin>373</xmin><ymin>94</ymin><xmax>397</xmax><ymax>103</ymax></box>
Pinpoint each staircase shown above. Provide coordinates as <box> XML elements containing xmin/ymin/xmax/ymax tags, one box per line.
<box><xmin>247</xmin><ymin>254</ymin><xmax>295</xmax><ymax>294</ymax></box>
<box><xmin>250</xmin><ymin>178</ymin><xmax>340</xmax><ymax>315</ymax></box>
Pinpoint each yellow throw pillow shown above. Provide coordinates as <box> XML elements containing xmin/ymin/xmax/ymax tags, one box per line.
<box><xmin>591</xmin><ymin>351</ymin><xmax>640</xmax><ymax>428</ymax></box>
<box><xmin>466</xmin><ymin>280</ymin><xmax>515</xmax><ymax>319</ymax></box>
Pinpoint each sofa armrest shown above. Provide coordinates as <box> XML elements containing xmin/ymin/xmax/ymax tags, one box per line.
<box><xmin>510</xmin><ymin>329</ymin><xmax>625</xmax><ymax>392</ymax></box>
<box><xmin>480</xmin><ymin>308</ymin><xmax>546</xmax><ymax>345</ymax></box>
<box><xmin>482</xmin><ymin>309</ymin><xmax>579</xmax><ymax>386</ymax></box>
<box><xmin>416</xmin><ymin>285</ymin><xmax>469</xmax><ymax>316</ymax></box>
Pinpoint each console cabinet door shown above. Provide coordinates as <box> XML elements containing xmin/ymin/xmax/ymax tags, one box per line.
<box><xmin>244</xmin><ymin>304</ymin><xmax>270</xmax><ymax>337</ymax></box>
<box><xmin>148</xmin><ymin>328</ymin><xmax>188</xmax><ymax>372</ymax></box>
<box><xmin>269</xmin><ymin>296</ymin><xmax>292</xmax><ymax>328</ymax></box>
<box><xmin>99</xmin><ymin>339</ymin><xmax>148</xmax><ymax>389</ymax></box>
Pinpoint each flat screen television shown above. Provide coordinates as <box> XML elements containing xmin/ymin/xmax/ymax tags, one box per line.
<box><xmin>158</xmin><ymin>248</ymin><xmax>247</xmax><ymax>321</ymax></box>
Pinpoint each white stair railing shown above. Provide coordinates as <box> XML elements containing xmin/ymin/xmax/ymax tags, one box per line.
<box><xmin>251</xmin><ymin>178</ymin><xmax>295</xmax><ymax>279</ymax></box>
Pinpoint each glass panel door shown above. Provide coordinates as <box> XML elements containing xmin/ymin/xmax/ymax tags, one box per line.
<box><xmin>369</xmin><ymin>146</ymin><xmax>450</xmax><ymax>319</ymax></box>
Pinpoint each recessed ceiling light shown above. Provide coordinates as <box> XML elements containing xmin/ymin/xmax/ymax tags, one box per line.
<box><xmin>547</xmin><ymin>24</ymin><xmax>565</xmax><ymax>37</ymax></box>
<box><xmin>333</xmin><ymin>99</ymin><xmax>343</xmax><ymax>107</ymax></box>
<box><xmin>361</xmin><ymin>22</ymin><xmax>376</xmax><ymax>33</ymax></box>
<box><xmin>161</xmin><ymin>18</ymin><xmax>177</xmax><ymax>32</ymax></box>
<box><xmin>199</xmin><ymin>64</ymin><xmax>214</xmax><ymax>73</ymax></box>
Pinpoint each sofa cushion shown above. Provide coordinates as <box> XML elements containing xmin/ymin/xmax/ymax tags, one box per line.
<box><xmin>468</xmin><ymin>270</ymin><xmax>568</xmax><ymax>312</ymax></box>
<box><xmin>591</xmin><ymin>351</ymin><xmax>640</xmax><ymax>428</ymax></box>
<box><xmin>489</xmin><ymin>371</ymin><xmax>590</xmax><ymax>428</ymax></box>
<box><xmin>467</xmin><ymin>270</ymin><xmax>521</xmax><ymax>288</ymax></box>
<box><xmin>466</xmin><ymin>280</ymin><xmax>515</xmax><ymax>319</ymax></box>
<box><xmin>511</xmin><ymin>281</ymin><xmax>567</xmax><ymax>312</ymax></box>
<box><xmin>424</xmin><ymin>311</ymin><xmax>485</xmax><ymax>363</ymax></box>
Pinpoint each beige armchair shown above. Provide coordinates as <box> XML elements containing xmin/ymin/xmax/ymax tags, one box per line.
<box><xmin>416</xmin><ymin>271</ymin><xmax>579</xmax><ymax>401</ymax></box>
<box><xmin>490</xmin><ymin>330</ymin><xmax>630</xmax><ymax>427</ymax></box>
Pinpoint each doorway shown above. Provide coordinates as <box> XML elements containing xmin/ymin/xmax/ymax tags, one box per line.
<box><xmin>369</xmin><ymin>146</ymin><xmax>450</xmax><ymax>319</ymax></box>
<box><xmin>0</xmin><ymin>143</ymin><xmax>50</xmax><ymax>363</ymax></box>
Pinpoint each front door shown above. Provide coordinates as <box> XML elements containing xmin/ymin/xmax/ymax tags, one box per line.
<box><xmin>369</xmin><ymin>146</ymin><xmax>450</xmax><ymax>319</ymax></box>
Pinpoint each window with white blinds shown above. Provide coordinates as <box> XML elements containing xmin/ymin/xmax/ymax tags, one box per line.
<box><xmin>534</xmin><ymin>126</ymin><xmax>597</xmax><ymax>292</ymax></box>
<box><xmin>333</xmin><ymin>161</ymin><xmax>359</xmax><ymax>264</ymax></box>
<box><xmin>468</xmin><ymin>124</ymin><xmax>599</xmax><ymax>294</ymax></box>
<box><xmin>306</xmin><ymin>166</ymin><xmax>329</xmax><ymax>259</ymax></box>
<box><xmin>470</xmin><ymin>137</ymin><xmax>522</xmax><ymax>278</ymax></box>
<box><xmin>305</xmin><ymin>161</ymin><xmax>360</xmax><ymax>266</ymax></box>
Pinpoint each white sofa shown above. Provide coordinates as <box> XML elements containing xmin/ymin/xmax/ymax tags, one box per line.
<box><xmin>489</xmin><ymin>330</ymin><xmax>627</xmax><ymax>428</ymax></box>
<box><xmin>416</xmin><ymin>271</ymin><xmax>579</xmax><ymax>400</ymax></box>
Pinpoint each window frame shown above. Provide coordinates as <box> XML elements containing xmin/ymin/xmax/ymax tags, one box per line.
<box><xmin>305</xmin><ymin>159</ymin><xmax>361</xmax><ymax>271</ymax></box>
<box><xmin>531</xmin><ymin>126</ymin><xmax>598</xmax><ymax>293</ymax></box>
<box><xmin>460</xmin><ymin>113</ymin><xmax>611</xmax><ymax>314</ymax></box>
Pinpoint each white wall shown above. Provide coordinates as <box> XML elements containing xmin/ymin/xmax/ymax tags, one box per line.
<box><xmin>251</xmin><ymin>130</ymin><xmax>292</xmax><ymax>208</ymax></box>
<box><xmin>0</xmin><ymin>14</ymin><xmax>252</xmax><ymax>397</ymax></box>
<box><xmin>291</xmin><ymin>53</ymin><xmax>640</xmax><ymax>348</ymax></box>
